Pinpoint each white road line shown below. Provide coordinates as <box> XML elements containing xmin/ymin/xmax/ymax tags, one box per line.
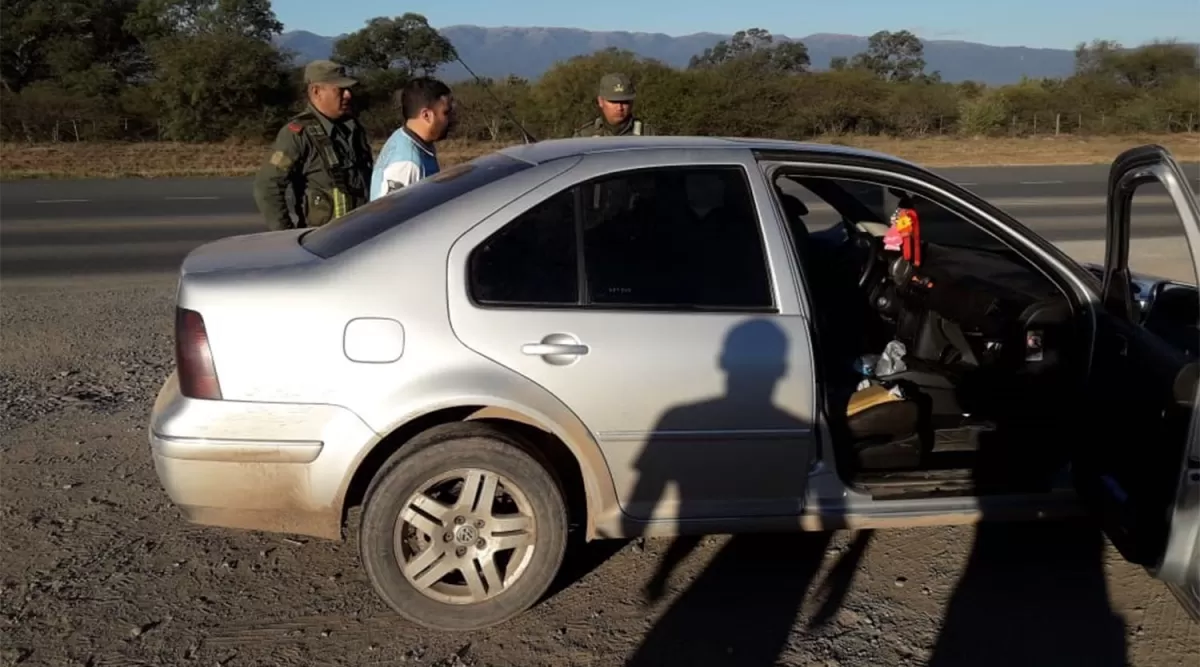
<box><xmin>34</xmin><ymin>199</ymin><xmax>89</xmax><ymax>204</ymax></box>
<box><xmin>3</xmin><ymin>240</ymin><xmax>205</xmax><ymax>260</ymax></box>
<box><xmin>1019</xmin><ymin>180</ymin><xmax>1065</xmax><ymax>185</ymax></box>
<box><xmin>164</xmin><ymin>196</ymin><xmax>219</xmax><ymax>200</ymax></box>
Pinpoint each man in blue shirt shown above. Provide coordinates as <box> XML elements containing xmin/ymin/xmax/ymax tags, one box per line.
<box><xmin>370</xmin><ymin>77</ymin><xmax>457</xmax><ymax>200</ymax></box>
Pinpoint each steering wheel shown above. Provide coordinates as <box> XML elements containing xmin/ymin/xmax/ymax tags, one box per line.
<box><xmin>842</xmin><ymin>220</ymin><xmax>884</xmax><ymax>289</ymax></box>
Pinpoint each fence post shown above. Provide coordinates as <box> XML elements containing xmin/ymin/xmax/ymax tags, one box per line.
<box><xmin>1055</xmin><ymin>113</ymin><xmax>1061</xmax><ymax>135</ymax></box>
<box><xmin>1190</xmin><ymin>113</ymin><xmax>1195</xmax><ymax>132</ymax></box>
<box><xmin>1167</xmin><ymin>113</ymin><xmax>1173</xmax><ymax>132</ymax></box>
<box><xmin>1033</xmin><ymin>113</ymin><xmax>1038</xmax><ymax>134</ymax></box>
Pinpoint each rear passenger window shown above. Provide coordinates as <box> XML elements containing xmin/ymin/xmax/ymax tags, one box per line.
<box><xmin>469</xmin><ymin>189</ymin><xmax>577</xmax><ymax>306</ymax></box>
<box><xmin>468</xmin><ymin>166</ymin><xmax>774</xmax><ymax>312</ymax></box>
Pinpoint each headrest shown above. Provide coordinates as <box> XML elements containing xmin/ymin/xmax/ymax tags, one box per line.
<box><xmin>778</xmin><ymin>193</ymin><xmax>809</xmax><ymax>218</ymax></box>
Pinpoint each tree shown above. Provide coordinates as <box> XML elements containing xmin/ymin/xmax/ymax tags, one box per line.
<box><xmin>1114</xmin><ymin>42</ymin><xmax>1195</xmax><ymax>89</ymax></box>
<box><xmin>688</xmin><ymin>28</ymin><xmax>810</xmax><ymax>74</ymax></box>
<box><xmin>1074</xmin><ymin>39</ymin><xmax>1199</xmax><ymax>94</ymax></box>
<box><xmin>137</xmin><ymin>0</ymin><xmax>292</xmax><ymax>140</ymax></box>
<box><xmin>766</xmin><ymin>42</ymin><xmax>812</xmax><ymax>75</ymax></box>
<box><xmin>132</xmin><ymin>0</ymin><xmax>283</xmax><ymax>42</ymax></box>
<box><xmin>452</xmin><ymin>75</ymin><xmax>535</xmax><ymax>141</ymax></box>
<box><xmin>1</xmin><ymin>0</ymin><xmax>146</xmax><ymax>94</ymax></box>
<box><xmin>329</xmin><ymin>13</ymin><xmax>458</xmax><ymax>134</ymax></box>
<box><xmin>689</xmin><ymin>28</ymin><xmax>773</xmax><ymax>67</ymax></box>
<box><xmin>148</xmin><ymin>33</ymin><xmax>292</xmax><ymax>140</ymax></box>
<box><xmin>850</xmin><ymin>30</ymin><xmax>927</xmax><ymax>82</ymax></box>
<box><xmin>1074</xmin><ymin>39</ymin><xmax>1124</xmax><ymax>76</ymax></box>
<box><xmin>333</xmin><ymin>13</ymin><xmax>457</xmax><ymax>78</ymax></box>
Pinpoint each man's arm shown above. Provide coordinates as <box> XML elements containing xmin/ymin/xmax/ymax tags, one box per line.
<box><xmin>253</xmin><ymin>125</ymin><xmax>306</xmax><ymax>230</ymax></box>
<box><xmin>380</xmin><ymin>160</ymin><xmax>421</xmax><ymax>196</ymax></box>
<box><xmin>573</xmin><ymin>119</ymin><xmax>599</xmax><ymax>138</ymax></box>
<box><xmin>370</xmin><ymin>133</ymin><xmax>424</xmax><ymax>201</ymax></box>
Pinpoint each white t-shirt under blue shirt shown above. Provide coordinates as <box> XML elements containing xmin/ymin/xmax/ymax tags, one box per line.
<box><xmin>370</xmin><ymin>126</ymin><xmax>440</xmax><ymax>200</ymax></box>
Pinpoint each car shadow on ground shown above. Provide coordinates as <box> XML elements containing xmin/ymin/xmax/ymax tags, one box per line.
<box><xmin>541</xmin><ymin>535</ymin><xmax>631</xmax><ymax>601</ymax></box>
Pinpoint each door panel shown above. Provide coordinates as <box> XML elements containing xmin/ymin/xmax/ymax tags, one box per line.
<box><xmin>1080</xmin><ymin>144</ymin><xmax>1200</xmax><ymax>620</ymax></box>
<box><xmin>446</xmin><ymin>151</ymin><xmax>818</xmax><ymax>523</ymax></box>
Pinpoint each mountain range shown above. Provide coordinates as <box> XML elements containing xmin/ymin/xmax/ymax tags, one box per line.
<box><xmin>276</xmin><ymin>26</ymin><xmax>1082</xmax><ymax>85</ymax></box>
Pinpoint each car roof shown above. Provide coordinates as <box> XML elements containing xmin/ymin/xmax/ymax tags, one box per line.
<box><xmin>498</xmin><ymin>135</ymin><xmax>922</xmax><ymax>170</ymax></box>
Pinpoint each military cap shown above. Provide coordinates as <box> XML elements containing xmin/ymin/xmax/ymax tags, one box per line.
<box><xmin>598</xmin><ymin>73</ymin><xmax>635</xmax><ymax>102</ymax></box>
<box><xmin>304</xmin><ymin>60</ymin><xmax>358</xmax><ymax>87</ymax></box>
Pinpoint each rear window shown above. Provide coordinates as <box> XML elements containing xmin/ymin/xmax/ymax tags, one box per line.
<box><xmin>299</xmin><ymin>152</ymin><xmax>533</xmax><ymax>258</ymax></box>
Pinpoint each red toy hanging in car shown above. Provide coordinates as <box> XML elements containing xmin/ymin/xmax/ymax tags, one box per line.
<box><xmin>883</xmin><ymin>206</ymin><xmax>922</xmax><ymax>266</ymax></box>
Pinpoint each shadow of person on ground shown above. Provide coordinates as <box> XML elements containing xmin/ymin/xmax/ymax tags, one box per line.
<box><xmin>619</xmin><ymin>318</ymin><xmax>870</xmax><ymax>666</ymax></box>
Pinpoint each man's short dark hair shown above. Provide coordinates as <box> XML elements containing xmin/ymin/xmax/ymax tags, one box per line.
<box><xmin>399</xmin><ymin>77</ymin><xmax>452</xmax><ymax>119</ymax></box>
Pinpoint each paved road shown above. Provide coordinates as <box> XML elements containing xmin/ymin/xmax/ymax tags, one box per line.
<box><xmin>3</xmin><ymin>164</ymin><xmax>1198</xmax><ymax>280</ymax></box>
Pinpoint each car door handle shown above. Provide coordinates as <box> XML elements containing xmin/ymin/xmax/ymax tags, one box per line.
<box><xmin>521</xmin><ymin>342</ymin><xmax>589</xmax><ymax>356</ymax></box>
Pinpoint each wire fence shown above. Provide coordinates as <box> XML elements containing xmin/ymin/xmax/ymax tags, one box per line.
<box><xmin>2</xmin><ymin>112</ymin><xmax>1196</xmax><ymax>144</ymax></box>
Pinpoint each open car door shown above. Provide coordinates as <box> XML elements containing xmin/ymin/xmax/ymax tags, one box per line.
<box><xmin>1078</xmin><ymin>144</ymin><xmax>1200</xmax><ymax>621</ymax></box>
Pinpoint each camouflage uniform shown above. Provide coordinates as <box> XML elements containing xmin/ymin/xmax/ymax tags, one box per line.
<box><xmin>573</xmin><ymin>73</ymin><xmax>655</xmax><ymax>138</ymax></box>
<box><xmin>253</xmin><ymin>60</ymin><xmax>375</xmax><ymax>231</ymax></box>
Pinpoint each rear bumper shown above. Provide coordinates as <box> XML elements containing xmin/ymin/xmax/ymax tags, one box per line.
<box><xmin>148</xmin><ymin>371</ymin><xmax>379</xmax><ymax>540</ymax></box>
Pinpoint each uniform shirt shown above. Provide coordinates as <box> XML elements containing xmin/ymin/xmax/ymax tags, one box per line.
<box><xmin>253</xmin><ymin>105</ymin><xmax>373</xmax><ymax>230</ymax></box>
<box><xmin>370</xmin><ymin>126</ymin><xmax>440</xmax><ymax>200</ymax></box>
<box><xmin>573</xmin><ymin>116</ymin><xmax>654</xmax><ymax>137</ymax></box>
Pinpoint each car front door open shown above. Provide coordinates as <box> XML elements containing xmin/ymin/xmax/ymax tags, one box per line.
<box><xmin>1077</xmin><ymin>144</ymin><xmax>1200</xmax><ymax>621</ymax></box>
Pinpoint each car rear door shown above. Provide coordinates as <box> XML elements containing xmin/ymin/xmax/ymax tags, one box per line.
<box><xmin>1078</xmin><ymin>144</ymin><xmax>1200</xmax><ymax>620</ymax></box>
<box><xmin>446</xmin><ymin>148</ymin><xmax>820</xmax><ymax>525</ymax></box>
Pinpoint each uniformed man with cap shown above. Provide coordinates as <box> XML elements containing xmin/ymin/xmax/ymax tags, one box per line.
<box><xmin>253</xmin><ymin>59</ymin><xmax>375</xmax><ymax>231</ymax></box>
<box><xmin>574</xmin><ymin>73</ymin><xmax>655</xmax><ymax>137</ymax></box>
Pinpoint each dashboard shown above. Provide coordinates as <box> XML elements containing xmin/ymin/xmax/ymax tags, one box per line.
<box><xmin>865</xmin><ymin>237</ymin><xmax>1072</xmax><ymax>369</ymax></box>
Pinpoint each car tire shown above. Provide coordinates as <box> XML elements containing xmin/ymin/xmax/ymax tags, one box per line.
<box><xmin>359</xmin><ymin>422</ymin><xmax>568</xmax><ymax>632</ymax></box>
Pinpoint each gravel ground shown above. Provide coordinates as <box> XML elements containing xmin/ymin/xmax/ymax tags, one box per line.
<box><xmin>2</xmin><ymin>273</ymin><xmax>1197</xmax><ymax>667</ymax></box>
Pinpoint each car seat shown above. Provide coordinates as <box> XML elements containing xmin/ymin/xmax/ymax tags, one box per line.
<box><xmin>843</xmin><ymin>383</ymin><xmax>924</xmax><ymax>470</ymax></box>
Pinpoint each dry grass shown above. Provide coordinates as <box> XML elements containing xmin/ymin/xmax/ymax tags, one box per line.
<box><xmin>1</xmin><ymin>133</ymin><xmax>1197</xmax><ymax>179</ymax></box>
<box><xmin>837</xmin><ymin>133</ymin><xmax>1199</xmax><ymax>167</ymax></box>
<box><xmin>0</xmin><ymin>138</ymin><xmax>507</xmax><ymax>180</ymax></box>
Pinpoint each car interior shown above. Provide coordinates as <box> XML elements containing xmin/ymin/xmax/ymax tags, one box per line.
<box><xmin>772</xmin><ymin>171</ymin><xmax>1090</xmax><ymax>498</ymax></box>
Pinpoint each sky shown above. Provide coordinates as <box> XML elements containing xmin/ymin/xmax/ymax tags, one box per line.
<box><xmin>272</xmin><ymin>0</ymin><xmax>1199</xmax><ymax>50</ymax></box>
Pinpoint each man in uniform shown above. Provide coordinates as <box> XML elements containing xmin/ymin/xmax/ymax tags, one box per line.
<box><xmin>573</xmin><ymin>73</ymin><xmax>655</xmax><ymax>138</ymax></box>
<box><xmin>253</xmin><ymin>60</ymin><xmax>374</xmax><ymax>231</ymax></box>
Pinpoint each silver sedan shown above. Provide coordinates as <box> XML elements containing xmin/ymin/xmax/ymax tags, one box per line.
<box><xmin>148</xmin><ymin>136</ymin><xmax>1200</xmax><ymax>631</ymax></box>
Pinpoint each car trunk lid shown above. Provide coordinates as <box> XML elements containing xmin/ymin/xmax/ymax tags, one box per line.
<box><xmin>181</xmin><ymin>229</ymin><xmax>317</xmax><ymax>277</ymax></box>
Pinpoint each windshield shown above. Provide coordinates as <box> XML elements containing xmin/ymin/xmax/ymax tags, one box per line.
<box><xmin>778</xmin><ymin>173</ymin><xmax>1011</xmax><ymax>252</ymax></box>
<box><xmin>300</xmin><ymin>152</ymin><xmax>533</xmax><ymax>259</ymax></box>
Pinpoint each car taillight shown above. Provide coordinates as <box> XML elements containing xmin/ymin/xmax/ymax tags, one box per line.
<box><xmin>175</xmin><ymin>307</ymin><xmax>222</xmax><ymax>400</ymax></box>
